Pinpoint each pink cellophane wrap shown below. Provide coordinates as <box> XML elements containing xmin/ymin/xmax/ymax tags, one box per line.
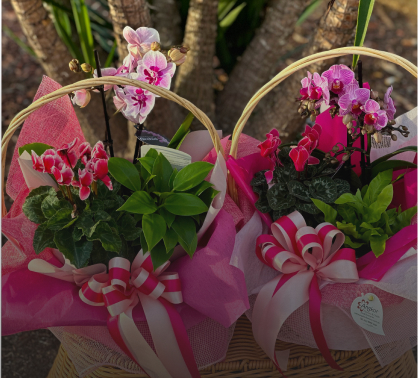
<box><xmin>229</xmin><ymin>109</ymin><xmax>417</xmax><ymax>368</ymax></box>
<box><xmin>2</xmin><ymin>77</ymin><xmax>250</xmax><ymax>376</ymax></box>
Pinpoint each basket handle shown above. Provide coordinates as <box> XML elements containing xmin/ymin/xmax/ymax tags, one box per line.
<box><xmin>230</xmin><ymin>46</ymin><xmax>417</xmax><ymax>159</ymax></box>
<box><xmin>1</xmin><ymin>77</ymin><xmax>225</xmax><ymax>216</ymax></box>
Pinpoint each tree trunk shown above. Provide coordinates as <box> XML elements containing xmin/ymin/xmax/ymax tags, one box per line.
<box><xmin>246</xmin><ymin>0</ymin><xmax>359</xmax><ymax>142</ymax></box>
<box><xmin>10</xmin><ymin>0</ymin><xmax>73</xmax><ymax>85</ymax></box>
<box><xmin>151</xmin><ymin>0</ymin><xmax>182</xmax><ymax>48</ymax></box>
<box><xmin>174</xmin><ymin>0</ymin><xmax>218</xmax><ymax>122</ymax></box>
<box><xmin>216</xmin><ymin>0</ymin><xmax>311</xmax><ymax>134</ymax></box>
<box><xmin>107</xmin><ymin>0</ymin><xmax>152</xmax><ymax>62</ymax></box>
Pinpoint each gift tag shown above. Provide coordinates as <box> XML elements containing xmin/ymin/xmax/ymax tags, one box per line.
<box><xmin>135</xmin><ymin>128</ymin><xmax>169</xmax><ymax>147</ymax></box>
<box><xmin>350</xmin><ymin>293</ymin><xmax>385</xmax><ymax>335</ymax></box>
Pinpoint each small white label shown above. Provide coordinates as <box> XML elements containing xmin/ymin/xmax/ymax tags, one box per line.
<box><xmin>350</xmin><ymin>293</ymin><xmax>385</xmax><ymax>335</ymax></box>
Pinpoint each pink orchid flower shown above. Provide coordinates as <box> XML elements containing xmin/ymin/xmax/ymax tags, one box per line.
<box><xmin>123</xmin><ymin>53</ymin><xmax>138</xmax><ymax>73</ymax></box>
<box><xmin>86</xmin><ymin>159</ymin><xmax>113</xmax><ymax>190</ymax></box>
<box><xmin>31</xmin><ymin>151</ymin><xmax>44</xmax><ymax>172</ymax></box>
<box><xmin>72</xmin><ymin>89</ymin><xmax>91</xmax><ymax>108</ymax></box>
<box><xmin>113</xmin><ymin>87</ymin><xmax>128</xmax><ymax>113</ymax></box>
<box><xmin>91</xmin><ymin>141</ymin><xmax>109</xmax><ymax>161</ymax></box>
<box><xmin>123</xmin><ymin>26</ymin><xmax>160</xmax><ymax>60</ymax></box>
<box><xmin>361</xmin><ymin>99</ymin><xmax>388</xmax><ymax>130</ymax></box>
<box><xmin>258</xmin><ymin>129</ymin><xmax>281</xmax><ymax>159</ymax></box>
<box><xmin>133</xmin><ymin>50</ymin><xmax>176</xmax><ymax>92</ymax></box>
<box><xmin>93</xmin><ymin>66</ymin><xmax>128</xmax><ymax>91</ymax></box>
<box><xmin>52</xmin><ymin>165</ymin><xmax>74</xmax><ymax>186</ymax></box>
<box><xmin>321</xmin><ymin>64</ymin><xmax>354</xmax><ymax>95</ymax></box>
<box><xmin>79</xmin><ymin>142</ymin><xmax>92</xmax><ymax>166</ymax></box>
<box><xmin>118</xmin><ymin>86</ymin><xmax>156</xmax><ymax>124</ymax></box>
<box><xmin>57</xmin><ymin>138</ymin><xmax>79</xmax><ymax>168</ymax></box>
<box><xmin>300</xmin><ymin>72</ymin><xmax>330</xmax><ymax>105</ymax></box>
<box><xmin>73</xmin><ymin>168</ymin><xmax>94</xmax><ymax>200</ymax></box>
<box><xmin>338</xmin><ymin>81</ymin><xmax>370</xmax><ymax>117</ymax></box>
<box><xmin>42</xmin><ymin>149</ymin><xmax>63</xmax><ymax>174</ymax></box>
<box><xmin>383</xmin><ymin>86</ymin><xmax>396</xmax><ymax>120</ymax></box>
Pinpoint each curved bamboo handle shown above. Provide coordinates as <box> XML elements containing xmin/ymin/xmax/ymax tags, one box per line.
<box><xmin>2</xmin><ymin>77</ymin><xmax>224</xmax><ymax>216</ymax></box>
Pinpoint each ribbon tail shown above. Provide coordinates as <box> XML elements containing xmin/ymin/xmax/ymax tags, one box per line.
<box><xmin>107</xmin><ymin>313</ymin><xmax>173</xmax><ymax>378</ymax></box>
<box><xmin>308</xmin><ymin>275</ymin><xmax>342</xmax><ymax>371</ymax></box>
<box><xmin>140</xmin><ymin>293</ymin><xmax>200</xmax><ymax>378</ymax></box>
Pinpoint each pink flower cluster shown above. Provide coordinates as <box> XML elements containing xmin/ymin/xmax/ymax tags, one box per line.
<box><xmin>72</xmin><ymin>27</ymin><xmax>177</xmax><ymax>125</ymax></box>
<box><xmin>300</xmin><ymin>64</ymin><xmax>396</xmax><ymax>131</ymax></box>
<box><xmin>258</xmin><ymin>129</ymin><xmax>282</xmax><ymax>184</ymax></box>
<box><xmin>289</xmin><ymin>124</ymin><xmax>322</xmax><ymax>172</ymax></box>
<box><xmin>31</xmin><ymin>138</ymin><xmax>112</xmax><ymax>201</ymax></box>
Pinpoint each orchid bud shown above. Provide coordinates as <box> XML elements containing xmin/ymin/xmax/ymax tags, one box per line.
<box><xmin>391</xmin><ymin>134</ymin><xmax>398</xmax><ymax>141</ymax></box>
<box><xmin>310</xmin><ymin>114</ymin><xmax>316</xmax><ymax>122</ymax></box>
<box><xmin>151</xmin><ymin>42</ymin><xmax>161</xmax><ymax>51</ymax></box>
<box><xmin>72</xmin><ymin>89</ymin><xmax>91</xmax><ymax>108</ymax></box>
<box><xmin>388</xmin><ymin>120</ymin><xmax>396</xmax><ymax>126</ymax></box>
<box><xmin>401</xmin><ymin>125</ymin><xmax>408</xmax><ymax>131</ymax></box>
<box><xmin>332</xmin><ymin>145</ymin><xmax>339</xmax><ymax>153</ymax></box>
<box><xmin>81</xmin><ymin>63</ymin><xmax>93</xmax><ymax>73</ymax></box>
<box><xmin>308</xmin><ymin>101</ymin><xmax>315</xmax><ymax>111</ymax></box>
<box><xmin>69</xmin><ymin>59</ymin><xmax>81</xmax><ymax>73</ymax></box>
<box><xmin>325</xmin><ymin>152</ymin><xmax>331</xmax><ymax>159</ymax></box>
<box><xmin>330</xmin><ymin>158</ymin><xmax>338</xmax><ymax>164</ymax></box>
<box><xmin>365</xmin><ymin>124</ymin><xmax>374</xmax><ymax>133</ymax></box>
<box><xmin>342</xmin><ymin>154</ymin><xmax>350</xmax><ymax>162</ymax></box>
<box><xmin>373</xmin><ymin>132</ymin><xmax>383</xmax><ymax>144</ymax></box>
<box><xmin>342</xmin><ymin>114</ymin><xmax>353</xmax><ymax>125</ymax></box>
<box><xmin>346</xmin><ymin>121</ymin><xmax>353</xmax><ymax>129</ymax></box>
<box><xmin>168</xmin><ymin>46</ymin><xmax>189</xmax><ymax>66</ymax></box>
<box><xmin>370</xmin><ymin>90</ymin><xmax>379</xmax><ymax>100</ymax></box>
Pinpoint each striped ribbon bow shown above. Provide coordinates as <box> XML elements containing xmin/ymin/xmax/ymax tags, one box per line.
<box><xmin>80</xmin><ymin>251</ymin><xmax>200</xmax><ymax>378</ymax></box>
<box><xmin>253</xmin><ymin>211</ymin><xmax>359</xmax><ymax>374</ymax></box>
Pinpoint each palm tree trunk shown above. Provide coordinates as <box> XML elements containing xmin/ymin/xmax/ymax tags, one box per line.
<box><xmin>151</xmin><ymin>0</ymin><xmax>182</xmax><ymax>47</ymax></box>
<box><xmin>174</xmin><ymin>0</ymin><xmax>218</xmax><ymax>122</ymax></box>
<box><xmin>246</xmin><ymin>0</ymin><xmax>359</xmax><ymax>142</ymax></box>
<box><xmin>107</xmin><ymin>0</ymin><xmax>152</xmax><ymax>61</ymax></box>
<box><xmin>216</xmin><ymin>0</ymin><xmax>311</xmax><ymax>134</ymax></box>
<box><xmin>10</xmin><ymin>0</ymin><xmax>73</xmax><ymax>85</ymax></box>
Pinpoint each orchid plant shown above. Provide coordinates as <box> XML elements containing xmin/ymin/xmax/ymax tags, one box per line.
<box><xmin>70</xmin><ymin>26</ymin><xmax>189</xmax><ymax>126</ymax></box>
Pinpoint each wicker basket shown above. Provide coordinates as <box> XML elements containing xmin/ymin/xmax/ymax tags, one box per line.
<box><xmin>3</xmin><ymin>46</ymin><xmax>417</xmax><ymax>377</ymax></box>
<box><xmin>46</xmin><ymin>315</ymin><xmax>417</xmax><ymax>378</ymax></box>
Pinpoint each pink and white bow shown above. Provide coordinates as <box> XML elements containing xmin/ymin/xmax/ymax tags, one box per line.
<box><xmin>253</xmin><ymin>211</ymin><xmax>359</xmax><ymax>373</ymax></box>
<box><xmin>79</xmin><ymin>251</ymin><xmax>200</xmax><ymax>378</ymax></box>
<box><xmin>29</xmin><ymin>250</ymin><xmax>200</xmax><ymax>378</ymax></box>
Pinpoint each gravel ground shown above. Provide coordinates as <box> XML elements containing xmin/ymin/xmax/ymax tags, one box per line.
<box><xmin>2</xmin><ymin>0</ymin><xmax>417</xmax><ymax>377</ymax></box>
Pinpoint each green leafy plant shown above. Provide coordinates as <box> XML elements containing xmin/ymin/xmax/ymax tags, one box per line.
<box><xmin>313</xmin><ymin>169</ymin><xmax>417</xmax><ymax>257</ymax></box>
<box><xmin>251</xmin><ymin>147</ymin><xmax>350</xmax><ymax>226</ymax></box>
<box><xmin>108</xmin><ymin>148</ymin><xmax>218</xmax><ymax>268</ymax></box>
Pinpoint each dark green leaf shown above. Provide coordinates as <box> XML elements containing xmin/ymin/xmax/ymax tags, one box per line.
<box><xmin>23</xmin><ymin>187</ymin><xmax>57</xmax><ymax>223</ymax></box>
<box><xmin>91</xmin><ymin>200</ymin><xmax>104</xmax><ymax>212</ymax></box>
<box><xmin>288</xmin><ymin>181</ymin><xmax>311</xmax><ymax>202</ymax></box>
<box><xmin>371</xmin><ymin>146</ymin><xmax>417</xmax><ymax>167</ymax></box>
<box><xmin>145</xmin><ymin>148</ymin><xmax>158</xmax><ymax>159</ymax></box>
<box><xmin>33</xmin><ymin>223</ymin><xmax>56</xmax><ymax>254</ymax></box>
<box><xmin>73</xmin><ymin>226</ymin><xmax>83</xmax><ymax>241</ymax></box>
<box><xmin>152</xmin><ymin>153</ymin><xmax>173</xmax><ymax>192</ymax></box>
<box><xmin>46</xmin><ymin>208</ymin><xmax>73</xmax><ymax>230</ymax></box>
<box><xmin>255</xmin><ymin>192</ymin><xmax>271</xmax><ymax>213</ymax></box>
<box><xmin>309</xmin><ymin>177</ymin><xmax>338</xmax><ymax>203</ymax></box>
<box><xmin>150</xmin><ymin>240</ymin><xmax>174</xmax><ymax>269</ymax></box>
<box><xmin>173</xmin><ymin>162</ymin><xmax>214</xmax><ymax>191</ymax></box>
<box><xmin>142</xmin><ymin>213</ymin><xmax>166</xmax><ymax>251</ymax></box>
<box><xmin>163</xmin><ymin>228</ymin><xmax>178</xmax><ymax>253</ymax></box>
<box><xmin>273</xmin><ymin>207</ymin><xmax>295</xmax><ymax>221</ymax></box>
<box><xmin>87</xmin><ymin>222</ymin><xmax>122</xmax><ymax>253</ymax></box>
<box><xmin>94</xmin><ymin>210</ymin><xmax>111</xmax><ymax>222</ymax></box>
<box><xmin>364</xmin><ymin>185</ymin><xmax>393</xmax><ymax>223</ymax></box>
<box><xmin>334</xmin><ymin>179</ymin><xmax>351</xmax><ymax>197</ymax></box>
<box><xmin>199</xmin><ymin>187</ymin><xmax>219</xmax><ymax>207</ymax></box>
<box><xmin>169</xmin><ymin>169</ymin><xmax>178</xmax><ymax>190</ymax></box>
<box><xmin>138</xmin><ymin>156</ymin><xmax>155</xmax><ymax>175</ymax></box>
<box><xmin>171</xmin><ymin>216</ymin><xmax>198</xmax><ymax>257</ymax></box>
<box><xmin>76</xmin><ymin>214</ymin><xmax>95</xmax><ymax>237</ymax></box>
<box><xmin>295</xmin><ymin>201</ymin><xmax>321</xmax><ymax>214</ymax></box>
<box><xmin>163</xmin><ymin>193</ymin><xmax>208</xmax><ymax>215</ymax></box>
<box><xmin>41</xmin><ymin>196</ymin><xmax>71</xmax><ymax>218</ymax></box>
<box><xmin>140</xmin><ymin>230</ymin><xmax>148</xmax><ymax>252</ymax></box>
<box><xmin>117</xmin><ymin>191</ymin><xmax>157</xmax><ymax>214</ymax></box>
<box><xmin>371</xmin><ymin>160</ymin><xmax>417</xmax><ymax>178</ymax></box>
<box><xmin>108</xmin><ymin>157</ymin><xmax>141</xmax><ymax>191</ymax></box>
<box><xmin>18</xmin><ymin>143</ymin><xmax>54</xmax><ymax>157</ymax></box>
<box><xmin>267</xmin><ymin>184</ymin><xmax>295</xmax><ymax>210</ymax></box>
<box><xmin>118</xmin><ymin>214</ymin><xmax>142</xmax><ymax>241</ymax></box>
<box><xmin>158</xmin><ymin>208</ymin><xmax>176</xmax><ymax>228</ymax></box>
<box><xmin>167</xmin><ymin>112</ymin><xmax>194</xmax><ymax>149</ymax></box>
<box><xmin>394</xmin><ymin>206</ymin><xmax>417</xmax><ymax>232</ymax></box>
<box><xmin>187</xmin><ymin>181</ymin><xmax>214</xmax><ymax>196</ymax></box>
<box><xmin>54</xmin><ymin>230</ymin><xmax>93</xmax><ymax>268</ymax></box>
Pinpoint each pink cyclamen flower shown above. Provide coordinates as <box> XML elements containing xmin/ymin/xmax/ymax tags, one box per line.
<box><xmin>383</xmin><ymin>86</ymin><xmax>396</xmax><ymax>120</ymax></box>
<box><xmin>79</xmin><ymin>142</ymin><xmax>92</xmax><ymax>166</ymax></box>
<box><xmin>52</xmin><ymin>165</ymin><xmax>74</xmax><ymax>185</ymax></box>
<box><xmin>73</xmin><ymin>169</ymin><xmax>94</xmax><ymax>200</ymax></box>
<box><xmin>118</xmin><ymin>86</ymin><xmax>156</xmax><ymax>124</ymax></box>
<box><xmin>123</xmin><ymin>26</ymin><xmax>160</xmax><ymax>60</ymax></box>
<box><xmin>258</xmin><ymin>129</ymin><xmax>281</xmax><ymax>159</ymax></box>
<box><xmin>31</xmin><ymin>151</ymin><xmax>44</xmax><ymax>172</ymax></box>
<box><xmin>91</xmin><ymin>141</ymin><xmax>109</xmax><ymax>161</ymax></box>
<box><xmin>289</xmin><ymin>145</ymin><xmax>310</xmax><ymax>172</ymax></box>
<box><xmin>361</xmin><ymin>99</ymin><xmax>388</xmax><ymax>130</ymax></box>
<box><xmin>42</xmin><ymin>149</ymin><xmax>63</xmax><ymax>174</ymax></box>
<box><xmin>72</xmin><ymin>89</ymin><xmax>91</xmax><ymax>108</ymax></box>
<box><xmin>133</xmin><ymin>50</ymin><xmax>176</xmax><ymax>91</ymax></box>
<box><xmin>338</xmin><ymin>81</ymin><xmax>370</xmax><ymax>117</ymax></box>
<box><xmin>301</xmin><ymin>124</ymin><xmax>322</xmax><ymax>152</ymax></box>
<box><xmin>86</xmin><ymin>159</ymin><xmax>113</xmax><ymax>190</ymax></box>
<box><xmin>321</xmin><ymin>64</ymin><xmax>354</xmax><ymax>95</ymax></box>
<box><xmin>93</xmin><ymin>66</ymin><xmax>128</xmax><ymax>91</ymax></box>
<box><xmin>57</xmin><ymin>138</ymin><xmax>79</xmax><ymax>168</ymax></box>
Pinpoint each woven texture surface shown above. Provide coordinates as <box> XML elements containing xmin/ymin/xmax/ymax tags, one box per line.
<box><xmin>47</xmin><ymin>315</ymin><xmax>417</xmax><ymax>378</ymax></box>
